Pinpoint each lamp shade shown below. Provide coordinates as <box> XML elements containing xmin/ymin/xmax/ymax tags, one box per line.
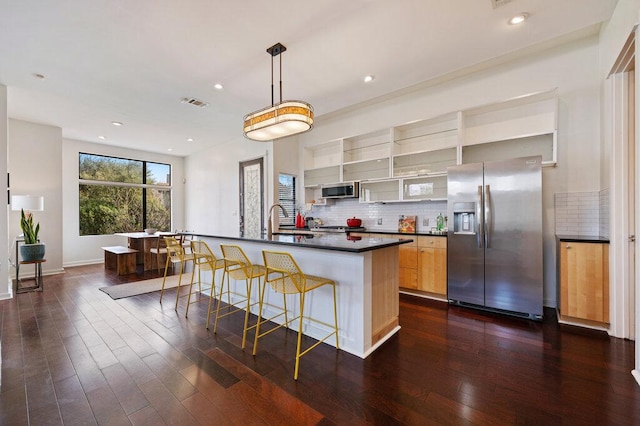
<box><xmin>243</xmin><ymin>101</ymin><xmax>314</xmax><ymax>141</ymax></box>
<box><xmin>11</xmin><ymin>195</ymin><xmax>44</xmax><ymax>211</ymax></box>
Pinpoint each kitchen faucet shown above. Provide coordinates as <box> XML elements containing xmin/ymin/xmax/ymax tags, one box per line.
<box><xmin>267</xmin><ymin>203</ymin><xmax>288</xmax><ymax>239</ymax></box>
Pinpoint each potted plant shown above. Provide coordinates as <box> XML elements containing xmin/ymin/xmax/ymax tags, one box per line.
<box><xmin>20</xmin><ymin>208</ymin><xmax>45</xmax><ymax>261</ymax></box>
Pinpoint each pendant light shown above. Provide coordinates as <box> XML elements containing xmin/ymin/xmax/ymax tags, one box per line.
<box><xmin>243</xmin><ymin>43</ymin><xmax>314</xmax><ymax>142</ymax></box>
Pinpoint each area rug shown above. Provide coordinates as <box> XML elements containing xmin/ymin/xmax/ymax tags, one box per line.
<box><xmin>99</xmin><ymin>275</ymin><xmax>185</xmax><ymax>300</ymax></box>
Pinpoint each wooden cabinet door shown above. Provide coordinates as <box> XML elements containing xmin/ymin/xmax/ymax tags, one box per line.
<box><xmin>399</xmin><ymin>244</ymin><xmax>418</xmax><ymax>289</ymax></box>
<box><xmin>417</xmin><ymin>237</ymin><xmax>447</xmax><ymax>295</ymax></box>
<box><xmin>560</xmin><ymin>242</ymin><xmax>609</xmax><ymax>323</ymax></box>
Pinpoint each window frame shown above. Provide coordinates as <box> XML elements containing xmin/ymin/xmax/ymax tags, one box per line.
<box><xmin>78</xmin><ymin>152</ymin><xmax>172</xmax><ymax>235</ymax></box>
<box><xmin>277</xmin><ymin>173</ymin><xmax>296</xmax><ymax>226</ymax></box>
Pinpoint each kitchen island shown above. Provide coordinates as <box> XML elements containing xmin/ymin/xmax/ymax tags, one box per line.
<box><xmin>187</xmin><ymin>232</ymin><xmax>410</xmax><ymax>358</ymax></box>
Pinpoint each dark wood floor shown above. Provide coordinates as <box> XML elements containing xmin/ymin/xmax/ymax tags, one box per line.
<box><xmin>1</xmin><ymin>264</ymin><xmax>640</xmax><ymax>425</ymax></box>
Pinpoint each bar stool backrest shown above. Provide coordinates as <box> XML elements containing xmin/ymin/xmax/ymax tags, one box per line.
<box><xmin>191</xmin><ymin>240</ymin><xmax>215</xmax><ymax>260</ymax></box>
<box><xmin>262</xmin><ymin>251</ymin><xmax>305</xmax><ymax>294</ymax></box>
<box><xmin>165</xmin><ymin>237</ymin><xmax>186</xmax><ymax>262</ymax></box>
<box><xmin>220</xmin><ymin>244</ymin><xmax>255</xmax><ymax>276</ymax></box>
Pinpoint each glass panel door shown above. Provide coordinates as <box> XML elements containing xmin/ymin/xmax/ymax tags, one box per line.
<box><xmin>239</xmin><ymin>158</ymin><xmax>264</xmax><ymax>238</ymax></box>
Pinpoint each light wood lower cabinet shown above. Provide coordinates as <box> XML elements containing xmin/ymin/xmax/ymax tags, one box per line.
<box><xmin>354</xmin><ymin>233</ymin><xmax>447</xmax><ymax>297</ymax></box>
<box><xmin>417</xmin><ymin>236</ymin><xmax>447</xmax><ymax>295</ymax></box>
<box><xmin>398</xmin><ymin>237</ymin><xmax>418</xmax><ymax>290</ymax></box>
<box><xmin>558</xmin><ymin>241</ymin><xmax>609</xmax><ymax>324</ymax></box>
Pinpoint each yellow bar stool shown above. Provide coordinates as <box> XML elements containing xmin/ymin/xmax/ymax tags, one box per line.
<box><xmin>187</xmin><ymin>240</ymin><xmax>227</xmax><ymax>323</ymax></box>
<box><xmin>159</xmin><ymin>236</ymin><xmax>195</xmax><ymax>306</ymax></box>
<box><xmin>216</xmin><ymin>244</ymin><xmax>266</xmax><ymax>349</ymax></box>
<box><xmin>259</xmin><ymin>250</ymin><xmax>339</xmax><ymax>380</ymax></box>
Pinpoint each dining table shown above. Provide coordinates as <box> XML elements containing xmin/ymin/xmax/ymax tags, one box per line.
<box><xmin>115</xmin><ymin>231</ymin><xmax>177</xmax><ymax>271</ymax></box>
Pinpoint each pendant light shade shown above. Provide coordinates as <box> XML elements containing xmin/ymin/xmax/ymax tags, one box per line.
<box><xmin>243</xmin><ymin>100</ymin><xmax>313</xmax><ymax>142</ymax></box>
<box><xmin>244</xmin><ymin>43</ymin><xmax>313</xmax><ymax>142</ymax></box>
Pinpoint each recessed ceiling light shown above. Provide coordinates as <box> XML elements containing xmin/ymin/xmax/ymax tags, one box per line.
<box><xmin>98</xmin><ymin>136</ymin><xmax>106</xmax><ymax>140</ymax></box>
<box><xmin>508</xmin><ymin>13</ymin><xmax>529</xmax><ymax>25</ymax></box>
<box><xmin>364</xmin><ymin>75</ymin><xmax>374</xmax><ymax>83</ymax></box>
<box><xmin>167</xmin><ymin>148</ymin><xmax>173</xmax><ymax>152</ymax></box>
<box><xmin>187</xmin><ymin>138</ymin><xmax>193</xmax><ymax>142</ymax></box>
<box><xmin>214</xmin><ymin>83</ymin><xmax>223</xmax><ymax>90</ymax></box>
<box><xmin>33</xmin><ymin>73</ymin><xmax>45</xmax><ymax>80</ymax></box>
<box><xmin>111</xmin><ymin>121</ymin><xmax>123</xmax><ymax>126</ymax></box>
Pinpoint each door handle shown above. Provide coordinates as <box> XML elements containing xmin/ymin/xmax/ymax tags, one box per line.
<box><xmin>476</xmin><ymin>185</ymin><xmax>483</xmax><ymax>248</ymax></box>
<box><xmin>484</xmin><ymin>185</ymin><xmax>491</xmax><ymax>248</ymax></box>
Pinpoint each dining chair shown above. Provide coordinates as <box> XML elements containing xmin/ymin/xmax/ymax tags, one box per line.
<box><xmin>258</xmin><ymin>250</ymin><xmax>339</xmax><ymax>380</ymax></box>
<box><xmin>149</xmin><ymin>236</ymin><xmax>168</xmax><ymax>271</ymax></box>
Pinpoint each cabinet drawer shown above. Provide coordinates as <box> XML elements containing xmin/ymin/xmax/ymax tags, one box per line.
<box><xmin>417</xmin><ymin>236</ymin><xmax>447</xmax><ymax>249</ymax></box>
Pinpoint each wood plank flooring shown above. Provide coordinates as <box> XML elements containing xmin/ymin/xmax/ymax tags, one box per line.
<box><xmin>1</xmin><ymin>264</ymin><xmax>640</xmax><ymax>425</ymax></box>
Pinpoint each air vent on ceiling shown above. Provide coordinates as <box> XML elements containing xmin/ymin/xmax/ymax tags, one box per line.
<box><xmin>181</xmin><ymin>97</ymin><xmax>209</xmax><ymax>108</ymax></box>
<box><xmin>491</xmin><ymin>0</ymin><xmax>512</xmax><ymax>8</ymax></box>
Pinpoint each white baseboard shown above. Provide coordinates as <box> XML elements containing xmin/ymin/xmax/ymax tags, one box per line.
<box><xmin>63</xmin><ymin>259</ymin><xmax>103</xmax><ymax>268</ymax></box>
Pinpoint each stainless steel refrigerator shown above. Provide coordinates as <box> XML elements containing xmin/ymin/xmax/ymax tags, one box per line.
<box><xmin>447</xmin><ymin>156</ymin><xmax>543</xmax><ymax>319</ymax></box>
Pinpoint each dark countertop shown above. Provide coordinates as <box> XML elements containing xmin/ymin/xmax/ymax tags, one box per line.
<box><xmin>278</xmin><ymin>226</ymin><xmax>447</xmax><ymax>237</ymax></box>
<box><xmin>355</xmin><ymin>230</ymin><xmax>448</xmax><ymax>237</ymax></box>
<box><xmin>185</xmin><ymin>232</ymin><xmax>411</xmax><ymax>253</ymax></box>
<box><xmin>556</xmin><ymin>234</ymin><xmax>610</xmax><ymax>243</ymax></box>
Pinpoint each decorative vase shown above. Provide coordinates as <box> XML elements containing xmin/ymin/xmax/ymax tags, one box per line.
<box><xmin>20</xmin><ymin>243</ymin><xmax>45</xmax><ymax>262</ymax></box>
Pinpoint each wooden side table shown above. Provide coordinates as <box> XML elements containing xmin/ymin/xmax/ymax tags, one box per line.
<box><xmin>15</xmin><ymin>259</ymin><xmax>46</xmax><ymax>293</ymax></box>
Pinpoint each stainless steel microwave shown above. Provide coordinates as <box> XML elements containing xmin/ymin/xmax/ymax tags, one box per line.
<box><xmin>321</xmin><ymin>182</ymin><xmax>359</xmax><ymax>198</ymax></box>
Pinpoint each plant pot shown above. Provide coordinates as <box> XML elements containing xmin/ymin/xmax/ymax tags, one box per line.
<box><xmin>20</xmin><ymin>243</ymin><xmax>45</xmax><ymax>262</ymax></box>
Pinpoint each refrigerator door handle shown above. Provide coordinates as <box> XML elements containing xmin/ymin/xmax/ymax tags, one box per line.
<box><xmin>485</xmin><ymin>185</ymin><xmax>492</xmax><ymax>248</ymax></box>
<box><xmin>476</xmin><ymin>185</ymin><xmax>483</xmax><ymax>248</ymax></box>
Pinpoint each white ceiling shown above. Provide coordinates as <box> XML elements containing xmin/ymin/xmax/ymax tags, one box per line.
<box><xmin>0</xmin><ymin>0</ymin><xmax>618</xmax><ymax>156</ymax></box>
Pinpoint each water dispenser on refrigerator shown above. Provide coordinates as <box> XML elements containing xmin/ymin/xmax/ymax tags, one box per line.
<box><xmin>453</xmin><ymin>202</ymin><xmax>476</xmax><ymax>234</ymax></box>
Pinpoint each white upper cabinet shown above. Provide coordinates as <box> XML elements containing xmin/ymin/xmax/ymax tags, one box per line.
<box><xmin>461</xmin><ymin>90</ymin><xmax>557</xmax><ymax>165</ymax></box>
<box><xmin>392</xmin><ymin>112</ymin><xmax>459</xmax><ymax>178</ymax></box>
<box><xmin>303</xmin><ymin>140</ymin><xmax>342</xmax><ymax>187</ymax></box>
<box><xmin>302</xmin><ymin>89</ymin><xmax>558</xmax><ymax>200</ymax></box>
<box><xmin>342</xmin><ymin>130</ymin><xmax>392</xmax><ymax>181</ymax></box>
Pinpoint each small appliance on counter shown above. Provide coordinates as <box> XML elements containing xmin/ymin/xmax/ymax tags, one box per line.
<box><xmin>347</xmin><ymin>217</ymin><xmax>362</xmax><ymax>227</ymax></box>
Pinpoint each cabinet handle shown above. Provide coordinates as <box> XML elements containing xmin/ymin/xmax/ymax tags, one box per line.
<box><xmin>566</xmin><ymin>245</ymin><xmax>571</xmax><ymax>249</ymax></box>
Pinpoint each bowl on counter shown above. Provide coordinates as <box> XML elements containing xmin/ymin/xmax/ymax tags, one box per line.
<box><xmin>347</xmin><ymin>217</ymin><xmax>362</xmax><ymax>227</ymax></box>
<box><xmin>144</xmin><ymin>228</ymin><xmax>157</xmax><ymax>234</ymax></box>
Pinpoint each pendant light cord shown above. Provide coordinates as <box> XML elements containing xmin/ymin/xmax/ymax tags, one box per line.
<box><xmin>279</xmin><ymin>53</ymin><xmax>283</xmax><ymax>103</ymax></box>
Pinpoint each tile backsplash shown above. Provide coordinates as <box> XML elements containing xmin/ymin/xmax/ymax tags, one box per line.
<box><xmin>555</xmin><ymin>190</ymin><xmax>609</xmax><ymax>237</ymax></box>
<box><xmin>307</xmin><ymin>198</ymin><xmax>448</xmax><ymax>233</ymax></box>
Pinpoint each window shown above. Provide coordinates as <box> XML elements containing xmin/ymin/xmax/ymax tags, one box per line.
<box><xmin>278</xmin><ymin>174</ymin><xmax>296</xmax><ymax>225</ymax></box>
<box><xmin>79</xmin><ymin>153</ymin><xmax>171</xmax><ymax>235</ymax></box>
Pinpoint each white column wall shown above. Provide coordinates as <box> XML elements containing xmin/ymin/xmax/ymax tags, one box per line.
<box><xmin>8</xmin><ymin>118</ymin><xmax>63</xmax><ymax>278</ymax></box>
<box><xmin>0</xmin><ymin>86</ymin><xmax>9</xmax><ymax>299</ymax></box>
<box><xmin>598</xmin><ymin>0</ymin><xmax>640</xmax><ymax>384</ymax></box>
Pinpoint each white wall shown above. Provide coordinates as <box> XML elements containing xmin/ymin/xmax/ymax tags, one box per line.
<box><xmin>61</xmin><ymin>138</ymin><xmax>186</xmax><ymax>266</ymax></box>
<box><xmin>297</xmin><ymin>35</ymin><xmax>603</xmax><ymax>308</ymax></box>
<box><xmin>184</xmin><ymin>139</ymin><xmax>271</xmax><ymax>237</ymax></box>
<box><xmin>0</xmin><ymin>86</ymin><xmax>9</xmax><ymax>299</ymax></box>
<box><xmin>8</xmin><ymin>119</ymin><xmax>63</xmax><ymax>278</ymax></box>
